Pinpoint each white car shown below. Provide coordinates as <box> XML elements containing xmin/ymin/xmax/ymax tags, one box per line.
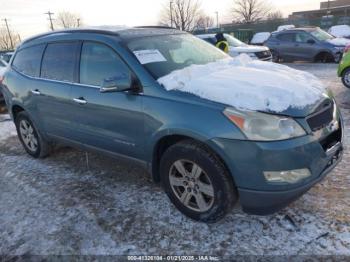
<box><xmin>328</xmin><ymin>25</ymin><xmax>350</xmax><ymax>39</ymax></box>
<box><xmin>197</xmin><ymin>33</ymin><xmax>272</xmax><ymax>61</ymax></box>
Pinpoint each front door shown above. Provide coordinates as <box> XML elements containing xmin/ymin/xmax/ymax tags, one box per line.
<box><xmin>69</xmin><ymin>41</ymin><xmax>144</xmax><ymax>159</ymax></box>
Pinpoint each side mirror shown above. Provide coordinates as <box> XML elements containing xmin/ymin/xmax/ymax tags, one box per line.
<box><xmin>100</xmin><ymin>72</ymin><xmax>133</xmax><ymax>93</ymax></box>
<box><xmin>307</xmin><ymin>39</ymin><xmax>316</xmax><ymax>45</ymax></box>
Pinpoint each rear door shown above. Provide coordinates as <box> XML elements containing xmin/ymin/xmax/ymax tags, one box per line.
<box><xmin>69</xmin><ymin>41</ymin><xmax>144</xmax><ymax>159</ymax></box>
<box><xmin>35</xmin><ymin>41</ymin><xmax>80</xmax><ymax>138</ymax></box>
<box><xmin>275</xmin><ymin>32</ymin><xmax>296</xmax><ymax>60</ymax></box>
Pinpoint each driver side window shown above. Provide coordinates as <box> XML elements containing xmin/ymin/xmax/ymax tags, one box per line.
<box><xmin>80</xmin><ymin>42</ymin><xmax>131</xmax><ymax>87</ymax></box>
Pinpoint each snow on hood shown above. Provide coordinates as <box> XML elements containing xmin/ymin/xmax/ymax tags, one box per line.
<box><xmin>158</xmin><ymin>55</ymin><xmax>326</xmax><ymax>113</ymax></box>
<box><xmin>328</xmin><ymin>25</ymin><xmax>350</xmax><ymax>38</ymax></box>
<box><xmin>327</xmin><ymin>37</ymin><xmax>350</xmax><ymax>46</ymax></box>
<box><xmin>229</xmin><ymin>45</ymin><xmax>268</xmax><ymax>53</ymax></box>
<box><xmin>250</xmin><ymin>32</ymin><xmax>271</xmax><ymax>44</ymax></box>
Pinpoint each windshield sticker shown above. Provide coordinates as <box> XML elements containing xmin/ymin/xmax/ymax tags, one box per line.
<box><xmin>133</xmin><ymin>49</ymin><xmax>167</xmax><ymax>64</ymax></box>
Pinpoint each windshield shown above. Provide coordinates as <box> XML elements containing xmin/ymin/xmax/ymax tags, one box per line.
<box><xmin>127</xmin><ymin>33</ymin><xmax>228</xmax><ymax>79</ymax></box>
<box><xmin>310</xmin><ymin>28</ymin><xmax>334</xmax><ymax>41</ymax></box>
<box><xmin>224</xmin><ymin>34</ymin><xmax>247</xmax><ymax>47</ymax></box>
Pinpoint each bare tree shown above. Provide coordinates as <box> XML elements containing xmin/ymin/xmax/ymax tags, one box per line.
<box><xmin>55</xmin><ymin>11</ymin><xmax>82</xmax><ymax>29</ymax></box>
<box><xmin>159</xmin><ymin>0</ymin><xmax>203</xmax><ymax>31</ymax></box>
<box><xmin>0</xmin><ymin>28</ymin><xmax>20</xmax><ymax>51</ymax></box>
<box><xmin>196</xmin><ymin>15</ymin><xmax>214</xmax><ymax>29</ymax></box>
<box><xmin>267</xmin><ymin>10</ymin><xmax>284</xmax><ymax>21</ymax></box>
<box><xmin>231</xmin><ymin>0</ymin><xmax>270</xmax><ymax>24</ymax></box>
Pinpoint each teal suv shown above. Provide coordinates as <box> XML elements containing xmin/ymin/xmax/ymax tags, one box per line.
<box><xmin>0</xmin><ymin>27</ymin><xmax>344</xmax><ymax>222</ymax></box>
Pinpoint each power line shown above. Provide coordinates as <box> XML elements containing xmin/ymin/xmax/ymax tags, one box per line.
<box><xmin>2</xmin><ymin>18</ymin><xmax>14</xmax><ymax>49</ymax></box>
<box><xmin>44</xmin><ymin>11</ymin><xmax>54</xmax><ymax>31</ymax></box>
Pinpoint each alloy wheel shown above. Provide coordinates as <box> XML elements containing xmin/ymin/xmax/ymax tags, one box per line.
<box><xmin>19</xmin><ymin>119</ymin><xmax>38</xmax><ymax>152</ymax></box>
<box><xmin>169</xmin><ymin>160</ymin><xmax>214</xmax><ymax>212</ymax></box>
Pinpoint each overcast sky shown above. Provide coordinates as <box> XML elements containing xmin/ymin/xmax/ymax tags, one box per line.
<box><xmin>0</xmin><ymin>0</ymin><xmax>320</xmax><ymax>39</ymax></box>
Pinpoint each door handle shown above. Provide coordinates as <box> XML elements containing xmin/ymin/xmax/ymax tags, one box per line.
<box><xmin>73</xmin><ymin>98</ymin><xmax>87</xmax><ymax>105</ymax></box>
<box><xmin>31</xmin><ymin>89</ymin><xmax>41</xmax><ymax>95</ymax></box>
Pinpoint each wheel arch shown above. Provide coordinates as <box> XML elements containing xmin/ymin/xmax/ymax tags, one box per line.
<box><xmin>314</xmin><ymin>51</ymin><xmax>334</xmax><ymax>62</ymax></box>
<box><xmin>151</xmin><ymin>134</ymin><xmax>236</xmax><ymax>190</ymax></box>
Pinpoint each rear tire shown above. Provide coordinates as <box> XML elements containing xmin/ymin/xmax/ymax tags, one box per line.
<box><xmin>160</xmin><ymin>140</ymin><xmax>237</xmax><ymax>223</ymax></box>
<box><xmin>15</xmin><ymin>111</ymin><xmax>51</xmax><ymax>158</ymax></box>
<box><xmin>341</xmin><ymin>68</ymin><xmax>350</xmax><ymax>88</ymax></box>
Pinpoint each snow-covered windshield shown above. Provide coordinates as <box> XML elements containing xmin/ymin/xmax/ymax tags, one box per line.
<box><xmin>127</xmin><ymin>34</ymin><xmax>228</xmax><ymax>79</ymax></box>
<box><xmin>225</xmin><ymin>34</ymin><xmax>247</xmax><ymax>47</ymax></box>
<box><xmin>310</xmin><ymin>28</ymin><xmax>334</xmax><ymax>41</ymax></box>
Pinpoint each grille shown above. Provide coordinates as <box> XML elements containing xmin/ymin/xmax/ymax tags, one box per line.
<box><xmin>307</xmin><ymin>103</ymin><xmax>334</xmax><ymax>132</ymax></box>
<box><xmin>255</xmin><ymin>50</ymin><xmax>271</xmax><ymax>59</ymax></box>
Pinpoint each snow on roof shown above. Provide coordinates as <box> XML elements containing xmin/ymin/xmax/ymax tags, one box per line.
<box><xmin>158</xmin><ymin>55</ymin><xmax>326</xmax><ymax>113</ymax></box>
<box><xmin>250</xmin><ymin>32</ymin><xmax>271</xmax><ymax>44</ymax></box>
<box><xmin>328</xmin><ymin>25</ymin><xmax>350</xmax><ymax>38</ymax></box>
<box><xmin>277</xmin><ymin>25</ymin><xmax>295</xmax><ymax>31</ymax></box>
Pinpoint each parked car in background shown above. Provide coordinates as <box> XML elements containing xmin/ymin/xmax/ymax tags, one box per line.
<box><xmin>328</xmin><ymin>25</ymin><xmax>350</xmax><ymax>39</ymax></box>
<box><xmin>265</xmin><ymin>27</ymin><xmax>350</xmax><ymax>63</ymax></box>
<box><xmin>0</xmin><ymin>52</ymin><xmax>14</xmax><ymax>64</ymax></box>
<box><xmin>338</xmin><ymin>46</ymin><xmax>350</xmax><ymax>88</ymax></box>
<box><xmin>250</xmin><ymin>32</ymin><xmax>271</xmax><ymax>46</ymax></box>
<box><xmin>197</xmin><ymin>33</ymin><xmax>272</xmax><ymax>61</ymax></box>
<box><xmin>0</xmin><ymin>59</ymin><xmax>8</xmax><ymax>106</ymax></box>
<box><xmin>1</xmin><ymin>28</ymin><xmax>343</xmax><ymax>222</ymax></box>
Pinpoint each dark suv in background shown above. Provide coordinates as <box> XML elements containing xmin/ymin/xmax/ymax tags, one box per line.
<box><xmin>265</xmin><ymin>27</ymin><xmax>347</xmax><ymax>63</ymax></box>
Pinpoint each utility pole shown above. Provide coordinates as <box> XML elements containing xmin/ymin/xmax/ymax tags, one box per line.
<box><xmin>215</xmin><ymin>11</ymin><xmax>219</xmax><ymax>29</ymax></box>
<box><xmin>45</xmin><ymin>11</ymin><xmax>55</xmax><ymax>31</ymax></box>
<box><xmin>170</xmin><ymin>1</ymin><xmax>174</xmax><ymax>28</ymax></box>
<box><xmin>2</xmin><ymin>18</ymin><xmax>14</xmax><ymax>50</ymax></box>
<box><xmin>77</xmin><ymin>18</ymin><xmax>81</xmax><ymax>27</ymax></box>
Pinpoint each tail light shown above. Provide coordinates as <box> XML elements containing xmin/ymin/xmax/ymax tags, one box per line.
<box><xmin>344</xmin><ymin>44</ymin><xmax>350</xmax><ymax>53</ymax></box>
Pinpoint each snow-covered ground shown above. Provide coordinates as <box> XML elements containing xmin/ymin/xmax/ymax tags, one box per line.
<box><xmin>0</xmin><ymin>63</ymin><xmax>349</xmax><ymax>257</ymax></box>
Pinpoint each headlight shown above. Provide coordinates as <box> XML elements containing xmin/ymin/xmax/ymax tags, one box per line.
<box><xmin>223</xmin><ymin>108</ymin><xmax>306</xmax><ymax>141</ymax></box>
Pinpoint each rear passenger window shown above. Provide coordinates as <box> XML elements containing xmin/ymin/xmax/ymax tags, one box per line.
<box><xmin>41</xmin><ymin>42</ymin><xmax>79</xmax><ymax>82</ymax></box>
<box><xmin>12</xmin><ymin>45</ymin><xmax>45</xmax><ymax>77</ymax></box>
<box><xmin>277</xmin><ymin>33</ymin><xmax>295</xmax><ymax>42</ymax></box>
<box><xmin>80</xmin><ymin>42</ymin><xmax>131</xmax><ymax>86</ymax></box>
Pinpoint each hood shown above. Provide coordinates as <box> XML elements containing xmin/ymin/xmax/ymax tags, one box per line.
<box><xmin>326</xmin><ymin>37</ymin><xmax>350</xmax><ymax>47</ymax></box>
<box><xmin>229</xmin><ymin>45</ymin><xmax>268</xmax><ymax>54</ymax></box>
<box><xmin>158</xmin><ymin>55</ymin><xmax>327</xmax><ymax>117</ymax></box>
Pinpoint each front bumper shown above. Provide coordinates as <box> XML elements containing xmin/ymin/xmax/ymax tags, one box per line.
<box><xmin>208</xmin><ymin>116</ymin><xmax>344</xmax><ymax>215</ymax></box>
<box><xmin>239</xmin><ymin>144</ymin><xmax>342</xmax><ymax>215</ymax></box>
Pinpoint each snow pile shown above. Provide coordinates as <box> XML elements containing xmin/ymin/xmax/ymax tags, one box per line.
<box><xmin>277</xmin><ymin>25</ymin><xmax>295</xmax><ymax>31</ymax></box>
<box><xmin>328</xmin><ymin>25</ymin><xmax>350</xmax><ymax>38</ymax></box>
<box><xmin>250</xmin><ymin>32</ymin><xmax>271</xmax><ymax>44</ymax></box>
<box><xmin>327</xmin><ymin>37</ymin><xmax>350</xmax><ymax>46</ymax></box>
<box><xmin>158</xmin><ymin>55</ymin><xmax>326</xmax><ymax>113</ymax></box>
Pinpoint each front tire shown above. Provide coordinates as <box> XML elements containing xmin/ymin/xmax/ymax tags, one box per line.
<box><xmin>160</xmin><ymin>140</ymin><xmax>237</xmax><ymax>223</ymax></box>
<box><xmin>342</xmin><ymin>68</ymin><xmax>350</xmax><ymax>88</ymax></box>
<box><xmin>15</xmin><ymin>111</ymin><xmax>51</xmax><ymax>158</ymax></box>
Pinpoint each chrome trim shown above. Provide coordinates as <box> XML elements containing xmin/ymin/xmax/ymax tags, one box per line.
<box><xmin>31</xmin><ymin>90</ymin><xmax>41</xmax><ymax>95</ymax></box>
<box><xmin>326</xmin><ymin>141</ymin><xmax>342</xmax><ymax>156</ymax></box>
<box><xmin>73</xmin><ymin>98</ymin><xmax>87</xmax><ymax>105</ymax></box>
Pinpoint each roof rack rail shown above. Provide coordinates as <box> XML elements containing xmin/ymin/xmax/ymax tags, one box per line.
<box><xmin>134</xmin><ymin>26</ymin><xmax>176</xmax><ymax>29</ymax></box>
<box><xmin>21</xmin><ymin>29</ymin><xmax>120</xmax><ymax>45</ymax></box>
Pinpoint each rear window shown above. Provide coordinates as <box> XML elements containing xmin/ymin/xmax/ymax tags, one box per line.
<box><xmin>41</xmin><ymin>42</ymin><xmax>80</xmax><ymax>82</ymax></box>
<box><xmin>12</xmin><ymin>45</ymin><xmax>45</xmax><ymax>77</ymax></box>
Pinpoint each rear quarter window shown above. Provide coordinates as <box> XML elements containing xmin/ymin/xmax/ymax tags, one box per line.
<box><xmin>12</xmin><ymin>45</ymin><xmax>45</xmax><ymax>77</ymax></box>
<box><xmin>41</xmin><ymin>42</ymin><xmax>80</xmax><ymax>82</ymax></box>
